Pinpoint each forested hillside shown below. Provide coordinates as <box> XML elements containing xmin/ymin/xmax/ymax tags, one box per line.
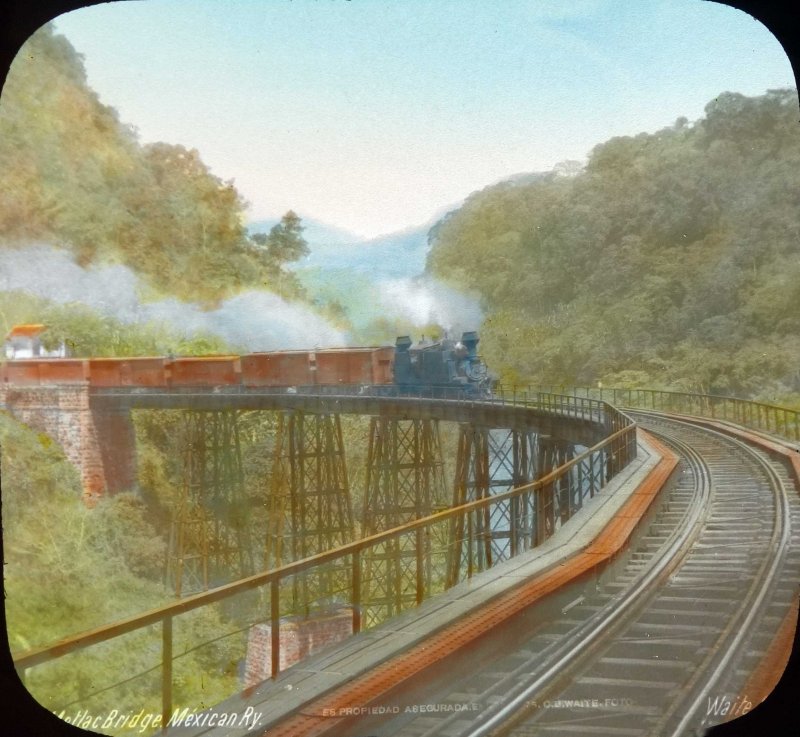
<box><xmin>0</xmin><ymin>24</ymin><xmax>302</xmax><ymax>304</ymax></box>
<box><xmin>427</xmin><ymin>89</ymin><xmax>800</xmax><ymax>399</ymax></box>
<box><xmin>1</xmin><ymin>411</ymin><xmax>246</xmax><ymax>724</ymax></box>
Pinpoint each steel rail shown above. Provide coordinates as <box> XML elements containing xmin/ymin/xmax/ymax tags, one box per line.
<box><xmin>475</xmin><ymin>414</ymin><xmax>790</xmax><ymax>737</ymax></box>
<box><xmin>632</xmin><ymin>412</ymin><xmax>791</xmax><ymax>737</ymax></box>
<box><xmin>456</xmin><ymin>427</ymin><xmax>711</xmax><ymax>737</ymax></box>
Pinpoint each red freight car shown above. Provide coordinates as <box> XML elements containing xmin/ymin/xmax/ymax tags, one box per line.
<box><xmin>2</xmin><ymin>358</ymin><xmax>88</xmax><ymax>385</ymax></box>
<box><xmin>239</xmin><ymin>347</ymin><xmax>394</xmax><ymax>387</ymax></box>
<box><xmin>240</xmin><ymin>351</ymin><xmax>315</xmax><ymax>387</ymax></box>
<box><xmin>88</xmin><ymin>358</ymin><xmax>168</xmax><ymax>387</ymax></box>
<box><xmin>168</xmin><ymin>356</ymin><xmax>240</xmax><ymax>386</ymax></box>
<box><xmin>314</xmin><ymin>347</ymin><xmax>394</xmax><ymax>385</ymax></box>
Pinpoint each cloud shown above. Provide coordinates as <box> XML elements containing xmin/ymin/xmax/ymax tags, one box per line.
<box><xmin>0</xmin><ymin>245</ymin><xmax>347</xmax><ymax>351</ymax></box>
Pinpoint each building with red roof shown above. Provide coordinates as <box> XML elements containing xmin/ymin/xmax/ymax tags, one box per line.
<box><xmin>3</xmin><ymin>324</ymin><xmax>67</xmax><ymax>359</ymax></box>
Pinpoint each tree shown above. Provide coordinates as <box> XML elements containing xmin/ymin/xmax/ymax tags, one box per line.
<box><xmin>252</xmin><ymin>210</ymin><xmax>309</xmax><ymax>265</ymax></box>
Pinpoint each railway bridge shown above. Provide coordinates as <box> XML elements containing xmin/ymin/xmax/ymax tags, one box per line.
<box><xmin>5</xmin><ymin>365</ymin><xmax>800</xmax><ymax>737</ymax></box>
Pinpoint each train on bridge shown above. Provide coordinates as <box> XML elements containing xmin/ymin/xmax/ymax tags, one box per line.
<box><xmin>1</xmin><ymin>328</ymin><xmax>492</xmax><ymax>397</ymax></box>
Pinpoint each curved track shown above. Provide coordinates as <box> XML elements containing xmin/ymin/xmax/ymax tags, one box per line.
<box><xmin>348</xmin><ymin>413</ymin><xmax>799</xmax><ymax>737</ymax></box>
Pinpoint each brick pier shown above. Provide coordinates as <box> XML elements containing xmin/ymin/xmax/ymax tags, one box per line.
<box><xmin>0</xmin><ymin>383</ymin><xmax>136</xmax><ymax>504</ymax></box>
<box><xmin>243</xmin><ymin>609</ymin><xmax>354</xmax><ymax>688</ymax></box>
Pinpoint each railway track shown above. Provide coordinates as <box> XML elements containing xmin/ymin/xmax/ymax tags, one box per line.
<box><xmin>350</xmin><ymin>413</ymin><xmax>799</xmax><ymax>737</ymax></box>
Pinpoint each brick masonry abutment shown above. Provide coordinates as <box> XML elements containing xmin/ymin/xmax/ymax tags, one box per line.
<box><xmin>1</xmin><ymin>383</ymin><xmax>137</xmax><ymax>504</ymax></box>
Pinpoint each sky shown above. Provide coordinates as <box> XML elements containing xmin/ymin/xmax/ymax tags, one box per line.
<box><xmin>46</xmin><ymin>0</ymin><xmax>795</xmax><ymax>239</ymax></box>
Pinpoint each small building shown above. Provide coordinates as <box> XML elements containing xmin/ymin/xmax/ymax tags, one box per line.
<box><xmin>3</xmin><ymin>324</ymin><xmax>67</xmax><ymax>359</ymax></box>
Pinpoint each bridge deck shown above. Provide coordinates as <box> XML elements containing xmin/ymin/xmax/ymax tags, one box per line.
<box><xmin>90</xmin><ymin>388</ymin><xmax>607</xmax><ymax>445</ymax></box>
<box><xmin>164</xmin><ymin>435</ymin><xmax>670</xmax><ymax>737</ymax></box>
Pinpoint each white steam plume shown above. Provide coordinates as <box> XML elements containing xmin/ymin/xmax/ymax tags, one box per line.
<box><xmin>377</xmin><ymin>275</ymin><xmax>483</xmax><ymax>335</ymax></box>
<box><xmin>0</xmin><ymin>245</ymin><xmax>347</xmax><ymax>350</ymax></box>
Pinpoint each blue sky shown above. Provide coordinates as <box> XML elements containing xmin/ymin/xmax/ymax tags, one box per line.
<box><xmin>49</xmin><ymin>0</ymin><xmax>795</xmax><ymax>238</ymax></box>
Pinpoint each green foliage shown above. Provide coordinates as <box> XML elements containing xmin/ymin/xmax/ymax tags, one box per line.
<box><xmin>0</xmin><ymin>411</ymin><xmax>249</xmax><ymax>733</ymax></box>
<box><xmin>0</xmin><ymin>25</ymin><xmax>303</xmax><ymax>304</ymax></box>
<box><xmin>252</xmin><ymin>210</ymin><xmax>310</xmax><ymax>264</ymax></box>
<box><xmin>427</xmin><ymin>88</ymin><xmax>800</xmax><ymax>398</ymax></box>
<box><xmin>1</xmin><ymin>412</ymin><xmax>163</xmax><ymax>643</ymax></box>
<box><xmin>0</xmin><ymin>290</ymin><xmax>229</xmax><ymax>357</ymax></box>
<box><xmin>87</xmin><ymin>492</ymin><xmax>168</xmax><ymax>579</ymax></box>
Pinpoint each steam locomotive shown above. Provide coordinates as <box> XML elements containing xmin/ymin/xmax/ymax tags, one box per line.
<box><xmin>392</xmin><ymin>331</ymin><xmax>492</xmax><ymax>397</ymax></box>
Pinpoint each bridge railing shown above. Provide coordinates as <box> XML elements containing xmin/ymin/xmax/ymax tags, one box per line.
<box><xmin>12</xmin><ymin>393</ymin><xmax>637</xmax><ymax>730</ymax></box>
<box><xmin>528</xmin><ymin>386</ymin><xmax>800</xmax><ymax>443</ymax></box>
<box><xmin>495</xmin><ymin>387</ymin><xmax>629</xmax><ymax>428</ymax></box>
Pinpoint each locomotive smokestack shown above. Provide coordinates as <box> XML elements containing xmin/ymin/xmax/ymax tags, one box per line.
<box><xmin>395</xmin><ymin>336</ymin><xmax>412</xmax><ymax>352</ymax></box>
<box><xmin>461</xmin><ymin>331</ymin><xmax>479</xmax><ymax>356</ymax></box>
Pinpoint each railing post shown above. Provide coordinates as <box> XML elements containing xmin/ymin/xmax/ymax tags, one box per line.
<box><xmin>271</xmin><ymin>578</ymin><xmax>280</xmax><ymax>678</ymax></box>
<box><xmin>162</xmin><ymin>616</ymin><xmax>172</xmax><ymax>730</ymax></box>
<box><xmin>416</xmin><ymin>528</ymin><xmax>425</xmax><ymax>605</ymax></box>
<box><xmin>534</xmin><ymin>487</ymin><xmax>547</xmax><ymax>546</ymax></box>
<box><xmin>467</xmin><ymin>513</ymin><xmax>474</xmax><ymax>579</ymax></box>
<box><xmin>352</xmin><ymin>550</ymin><xmax>362</xmax><ymax>634</ymax></box>
<box><xmin>510</xmin><ymin>495</ymin><xmax>519</xmax><ymax>558</ymax></box>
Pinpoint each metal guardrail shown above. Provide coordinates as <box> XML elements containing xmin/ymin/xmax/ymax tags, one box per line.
<box><xmin>12</xmin><ymin>392</ymin><xmax>636</xmax><ymax>729</ymax></box>
<box><xmin>528</xmin><ymin>386</ymin><xmax>800</xmax><ymax>443</ymax></box>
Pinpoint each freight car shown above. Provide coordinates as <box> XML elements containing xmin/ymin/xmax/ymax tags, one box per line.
<box><xmin>1</xmin><ymin>332</ymin><xmax>491</xmax><ymax>397</ymax></box>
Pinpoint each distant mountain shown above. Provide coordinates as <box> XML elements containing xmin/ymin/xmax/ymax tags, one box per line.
<box><xmin>339</xmin><ymin>226</ymin><xmax>431</xmax><ymax>278</ymax></box>
<box><xmin>250</xmin><ymin>167</ymin><xmax>580</xmax><ymax>281</ymax></box>
<box><xmin>249</xmin><ymin>216</ymin><xmax>431</xmax><ymax>279</ymax></box>
<box><xmin>249</xmin><ymin>216</ymin><xmax>361</xmax><ymax>250</ymax></box>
